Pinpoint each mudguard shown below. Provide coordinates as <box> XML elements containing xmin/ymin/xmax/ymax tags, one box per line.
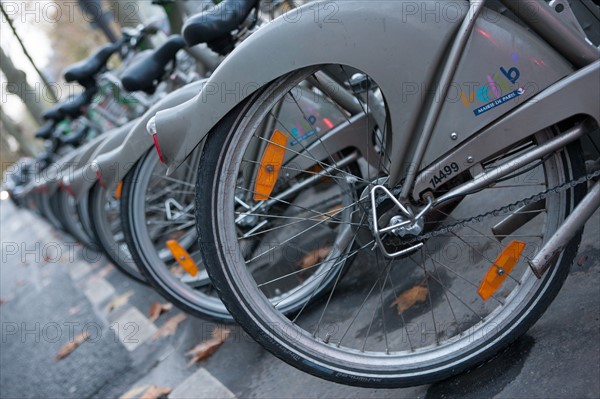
<box><xmin>31</xmin><ymin>134</ymin><xmax>111</xmax><ymax>196</ymax></box>
<box><xmin>154</xmin><ymin>0</ymin><xmax>466</xmax><ymax>172</ymax></box>
<box><xmin>66</xmin><ymin>119</ymin><xmax>138</xmax><ymax>203</ymax></box>
<box><xmin>153</xmin><ymin>0</ymin><xmax>575</xmax><ymax>177</ymax></box>
<box><xmin>92</xmin><ymin>79</ymin><xmax>207</xmax><ymax>191</ymax></box>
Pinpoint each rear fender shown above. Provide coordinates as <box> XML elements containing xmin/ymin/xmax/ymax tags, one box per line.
<box><xmin>154</xmin><ymin>0</ymin><xmax>466</xmax><ymax>172</ymax></box>
<box><xmin>93</xmin><ymin>79</ymin><xmax>207</xmax><ymax>190</ymax></box>
<box><xmin>35</xmin><ymin>135</ymin><xmax>109</xmax><ymax>196</ymax></box>
<box><xmin>67</xmin><ymin>119</ymin><xmax>138</xmax><ymax>202</ymax></box>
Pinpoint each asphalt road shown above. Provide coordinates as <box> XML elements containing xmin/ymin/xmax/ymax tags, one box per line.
<box><xmin>1</xmin><ymin>197</ymin><xmax>598</xmax><ymax>399</ymax></box>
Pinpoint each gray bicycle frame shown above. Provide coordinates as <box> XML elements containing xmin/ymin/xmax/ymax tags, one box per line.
<box><xmin>151</xmin><ymin>0</ymin><xmax>599</xmax><ymax>274</ymax></box>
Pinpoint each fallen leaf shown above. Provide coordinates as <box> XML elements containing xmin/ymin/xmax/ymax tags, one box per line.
<box><xmin>118</xmin><ymin>384</ymin><xmax>150</xmax><ymax>399</ymax></box>
<box><xmin>16</xmin><ymin>279</ymin><xmax>26</xmax><ymax>286</ymax></box>
<box><xmin>152</xmin><ymin>313</ymin><xmax>187</xmax><ymax>341</ymax></box>
<box><xmin>298</xmin><ymin>246</ymin><xmax>331</xmax><ymax>269</ymax></box>
<box><xmin>68</xmin><ymin>305</ymin><xmax>81</xmax><ymax>315</ymax></box>
<box><xmin>105</xmin><ymin>291</ymin><xmax>135</xmax><ymax>313</ymax></box>
<box><xmin>186</xmin><ymin>326</ymin><xmax>231</xmax><ymax>365</ymax></box>
<box><xmin>390</xmin><ymin>277</ymin><xmax>430</xmax><ymax>315</ymax></box>
<box><xmin>140</xmin><ymin>385</ymin><xmax>172</xmax><ymax>399</ymax></box>
<box><xmin>148</xmin><ymin>302</ymin><xmax>173</xmax><ymax>323</ymax></box>
<box><xmin>0</xmin><ymin>299</ymin><xmax>5</xmax><ymax>305</ymax></box>
<box><xmin>55</xmin><ymin>331</ymin><xmax>90</xmax><ymax>360</ymax></box>
<box><xmin>88</xmin><ymin>264</ymin><xmax>114</xmax><ymax>283</ymax></box>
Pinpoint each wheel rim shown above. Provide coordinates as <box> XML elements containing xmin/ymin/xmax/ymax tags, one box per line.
<box><xmin>128</xmin><ymin>149</ymin><xmax>228</xmax><ymax>318</ymax></box>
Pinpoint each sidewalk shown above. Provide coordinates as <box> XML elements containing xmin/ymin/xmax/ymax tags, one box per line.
<box><xmin>1</xmin><ymin>198</ymin><xmax>598</xmax><ymax>398</ymax></box>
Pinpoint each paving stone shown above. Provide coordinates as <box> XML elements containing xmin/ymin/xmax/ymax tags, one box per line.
<box><xmin>110</xmin><ymin>307</ymin><xmax>157</xmax><ymax>352</ymax></box>
<box><xmin>169</xmin><ymin>368</ymin><xmax>236</xmax><ymax>399</ymax></box>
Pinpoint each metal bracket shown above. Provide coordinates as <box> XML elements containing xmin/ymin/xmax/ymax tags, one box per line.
<box><xmin>370</xmin><ymin>185</ymin><xmax>425</xmax><ymax>258</ymax></box>
<box><xmin>548</xmin><ymin>0</ymin><xmax>590</xmax><ymax>42</ymax></box>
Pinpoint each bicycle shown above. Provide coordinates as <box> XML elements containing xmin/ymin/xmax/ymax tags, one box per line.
<box><xmin>150</xmin><ymin>0</ymin><xmax>600</xmax><ymax>387</ymax></box>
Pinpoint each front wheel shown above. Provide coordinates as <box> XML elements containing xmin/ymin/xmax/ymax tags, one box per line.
<box><xmin>196</xmin><ymin>65</ymin><xmax>587</xmax><ymax>387</ymax></box>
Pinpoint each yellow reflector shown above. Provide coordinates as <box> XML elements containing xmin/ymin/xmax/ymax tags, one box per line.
<box><xmin>166</xmin><ymin>240</ymin><xmax>199</xmax><ymax>276</ymax></box>
<box><xmin>478</xmin><ymin>240</ymin><xmax>526</xmax><ymax>301</ymax></box>
<box><xmin>253</xmin><ymin>130</ymin><xmax>288</xmax><ymax>201</ymax></box>
<box><xmin>114</xmin><ymin>180</ymin><xmax>123</xmax><ymax>199</ymax></box>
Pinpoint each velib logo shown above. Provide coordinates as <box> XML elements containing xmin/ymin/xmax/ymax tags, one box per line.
<box><xmin>460</xmin><ymin>54</ymin><xmax>525</xmax><ymax>116</ymax></box>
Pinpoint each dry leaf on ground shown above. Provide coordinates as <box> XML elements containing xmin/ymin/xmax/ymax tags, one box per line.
<box><xmin>186</xmin><ymin>326</ymin><xmax>231</xmax><ymax>365</ymax></box>
<box><xmin>140</xmin><ymin>385</ymin><xmax>172</xmax><ymax>399</ymax></box>
<box><xmin>118</xmin><ymin>384</ymin><xmax>149</xmax><ymax>399</ymax></box>
<box><xmin>68</xmin><ymin>305</ymin><xmax>81</xmax><ymax>315</ymax></box>
<box><xmin>148</xmin><ymin>302</ymin><xmax>173</xmax><ymax>323</ymax></box>
<box><xmin>298</xmin><ymin>246</ymin><xmax>331</xmax><ymax>269</ymax></box>
<box><xmin>89</xmin><ymin>264</ymin><xmax>114</xmax><ymax>283</ymax></box>
<box><xmin>55</xmin><ymin>331</ymin><xmax>90</xmax><ymax>360</ymax></box>
<box><xmin>105</xmin><ymin>290</ymin><xmax>135</xmax><ymax>313</ymax></box>
<box><xmin>390</xmin><ymin>277</ymin><xmax>430</xmax><ymax>315</ymax></box>
<box><xmin>152</xmin><ymin>313</ymin><xmax>187</xmax><ymax>341</ymax></box>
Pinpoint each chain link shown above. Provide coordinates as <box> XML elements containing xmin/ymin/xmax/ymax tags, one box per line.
<box><xmin>400</xmin><ymin>169</ymin><xmax>600</xmax><ymax>244</ymax></box>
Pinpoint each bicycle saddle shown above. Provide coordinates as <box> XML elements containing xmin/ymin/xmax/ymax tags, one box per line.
<box><xmin>64</xmin><ymin>41</ymin><xmax>121</xmax><ymax>87</ymax></box>
<box><xmin>58</xmin><ymin>124</ymin><xmax>88</xmax><ymax>146</ymax></box>
<box><xmin>36</xmin><ymin>150</ymin><xmax>55</xmax><ymax>171</ymax></box>
<box><xmin>58</xmin><ymin>86</ymin><xmax>98</xmax><ymax>118</ymax></box>
<box><xmin>183</xmin><ymin>0</ymin><xmax>259</xmax><ymax>54</ymax></box>
<box><xmin>120</xmin><ymin>35</ymin><xmax>187</xmax><ymax>94</ymax></box>
<box><xmin>42</xmin><ymin>104</ymin><xmax>65</xmax><ymax>122</ymax></box>
<box><xmin>35</xmin><ymin>120</ymin><xmax>57</xmax><ymax>140</ymax></box>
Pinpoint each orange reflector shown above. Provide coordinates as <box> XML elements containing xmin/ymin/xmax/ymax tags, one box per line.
<box><xmin>114</xmin><ymin>181</ymin><xmax>123</xmax><ymax>199</ymax></box>
<box><xmin>253</xmin><ymin>130</ymin><xmax>288</xmax><ymax>201</ymax></box>
<box><xmin>166</xmin><ymin>240</ymin><xmax>199</xmax><ymax>276</ymax></box>
<box><xmin>478</xmin><ymin>240</ymin><xmax>526</xmax><ymax>301</ymax></box>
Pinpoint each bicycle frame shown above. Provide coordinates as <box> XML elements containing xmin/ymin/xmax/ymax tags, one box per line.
<box><xmin>151</xmin><ymin>0</ymin><xmax>599</xmax><ymax>273</ymax></box>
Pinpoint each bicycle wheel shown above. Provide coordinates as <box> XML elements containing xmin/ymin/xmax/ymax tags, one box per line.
<box><xmin>121</xmin><ymin>148</ymin><xmax>231</xmax><ymax>321</ymax></box>
<box><xmin>40</xmin><ymin>191</ymin><xmax>65</xmax><ymax>231</ymax></box>
<box><xmin>76</xmin><ymin>190</ymin><xmax>97</xmax><ymax>246</ymax></box>
<box><xmin>54</xmin><ymin>189</ymin><xmax>97</xmax><ymax>248</ymax></box>
<box><xmin>196</xmin><ymin>65</ymin><xmax>587</xmax><ymax>387</ymax></box>
<box><xmin>88</xmin><ymin>181</ymin><xmax>146</xmax><ymax>282</ymax></box>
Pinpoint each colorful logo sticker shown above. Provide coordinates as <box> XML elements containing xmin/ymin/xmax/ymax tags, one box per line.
<box><xmin>460</xmin><ymin>53</ymin><xmax>525</xmax><ymax>117</ymax></box>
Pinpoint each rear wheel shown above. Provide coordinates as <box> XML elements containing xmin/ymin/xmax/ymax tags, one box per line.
<box><xmin>54</xmin><ymin>189</ymin><xmax>97</xmax><ymax>248</ymax></box>
<box><xmin>196</xmin><ymin>65</ymin><xmax>587</xmax><ymax>387</ymax></box>
<box><xmin>88</xmin><ymin>181</ymin><xmax>146</xmax><ymax>282</ymax></box>
<box><xmin>121</xmin><ymin>148</ymin><xmax>232</xmax><ymax>322</ymax></box>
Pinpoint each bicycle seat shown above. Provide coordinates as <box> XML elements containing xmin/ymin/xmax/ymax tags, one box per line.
<box><xmin>64</xmin><ymin>42</ymin><xmax>121</xmax><ymax>87</ymax></box>
<box><xmin>58</xmin><ymin>125</ymin><xmax>88</xmax><ymax>146</ymax></box>
<box><xmin>58</xmin><ymin>86</ymin><xmax>98</xmax><ymax>118</ymax></box>
<box><xmin>120</xmin><ymin>35</ymin><xmax>187</xmax><ymax>94</ymax></box>
<box><xmin>42</xmin><ymin>104</ymin><xmax>65</xmax><ymax>122</ymax></box>
<box><xmin>183</xmin><ymin>0</ymin><xmax>259</xmax><ymax>54</ymax></box>
<box><xmin>35</xmin><ymin>120</ymin><xmax>57</xmax><ymax>140</ymax></box>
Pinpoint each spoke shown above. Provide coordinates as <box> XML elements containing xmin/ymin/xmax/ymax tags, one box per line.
<box><xmin>376</xmin><ymin>251</ymin><xmax>391</xmax><ymax>353</ymax></box>
<box><xmin>408</xmin><ymin>252</ymin><xmax>486</xmax><ymax>322</ymax></box>
<box><xmin>258</xmin><ymin>231</ymin><xmax>370</xmax><ymax>289</ymax></box>
<box><xmin>337</xmin><ymin>256</ymin><xmax>394</xmax><ymax>348</ymax></box>
<box><xmin>235</xmin><ymin>185</ymin><xmax>360</xmax><ymax>227</ymax></box>
<box><xmin>420</xmin><ymin>248</ymin><xmax>439</xmax><ymax>345</ymax></box>
<box><xmin>254</xmin><ymin>133</ymin><xmax>372</xmax><ymax>186</ymax></box>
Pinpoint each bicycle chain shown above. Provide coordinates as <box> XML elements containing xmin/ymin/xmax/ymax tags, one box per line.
<box><xmin>399</xmin><ymin>169</ymin><xmax>600</xmax><ymax>244</ymax></box>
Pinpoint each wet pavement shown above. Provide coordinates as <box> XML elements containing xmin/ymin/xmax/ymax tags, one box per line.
<box><xmin>1</xmin><ymin>198</ymin><xmax>598</xmax><ymax>398</ymax></box>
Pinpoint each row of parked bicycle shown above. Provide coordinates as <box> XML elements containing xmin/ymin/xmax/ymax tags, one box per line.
<box><xmin>4</xmin><ymin>0</ymin><xmax>600</xmax><ymax>390</ymax></box>
<box><xmin>6</xmin><ymin>0</ymin><xmax>267</xmax><ymax>317</ymax></box>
